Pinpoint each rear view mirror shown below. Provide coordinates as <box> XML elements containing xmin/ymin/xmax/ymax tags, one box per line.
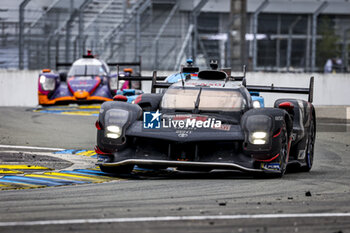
<box><xmin>59</xmin><ymin>72</ymin><xmax>67</xmax><ymax>82</ymax></box>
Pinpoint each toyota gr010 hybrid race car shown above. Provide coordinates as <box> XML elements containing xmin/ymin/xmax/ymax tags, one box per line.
<box><xmin>95</xmin><ymin>69</ymin><xmax>315</xmax><ymax>178</ymax></box>
<box><xmin>37</xmin><ymin>51</ymin><xmax>143</xmax><ymax>105</ymax></box>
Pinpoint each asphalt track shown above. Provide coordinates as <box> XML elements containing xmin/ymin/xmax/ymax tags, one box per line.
<box><xmin>0</xmin><ymin>106</ymin><xmax>349</xmax><ymax>233</ymax></box>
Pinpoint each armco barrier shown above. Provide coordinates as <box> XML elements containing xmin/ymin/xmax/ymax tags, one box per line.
<box><xmin>0</xmin><ymin>70</ymin><xmax>349</xmax><ymax>107</ymax></box>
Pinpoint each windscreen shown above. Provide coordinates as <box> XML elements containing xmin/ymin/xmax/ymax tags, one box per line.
<box><xmin>68</xmin><ymin>64</ymin><xmax>107</xmax><ymax>76</ymax></box>
<box><xmin>161</xmin><ymin>87</ymin><xmax>244</xmax><ymax>112</ymax></box>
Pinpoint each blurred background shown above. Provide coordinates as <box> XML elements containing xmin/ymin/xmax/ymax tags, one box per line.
<box><xmin>0</xmin><ymin>0</ymin><xmax>349</xmax><ymax>72</ymax></box>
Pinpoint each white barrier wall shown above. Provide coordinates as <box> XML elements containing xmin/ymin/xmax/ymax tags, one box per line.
<box><xmin>245</xmin><ymin>73</ymin><xmax>350</xmax><ymax>107</ymax></box>
<box><xmin>0</xmin><ymin>70</ymin><xmax>349</xmax><ymax>107</ymax></box>
<box><xmin>0</xmin><ymin>70</ymin><xmax>39</xmax><ymax>107</ymax></box>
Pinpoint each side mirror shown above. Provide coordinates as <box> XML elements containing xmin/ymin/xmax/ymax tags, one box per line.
<box><xmin>59</xmin><ymin>72</ymin><xmax>67</xmax><ymax>82</ymax></box>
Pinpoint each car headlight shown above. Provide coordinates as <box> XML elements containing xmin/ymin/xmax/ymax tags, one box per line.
<box><xmin>39</xmin><ymin>75</ymin><xmax>56</xmax><ymax>91</ymax></box>
<box><xmin>104</xmin><ymin>109</ymin><xmax>129</xmax><ymax>140</ymax></box>
<box><xmin>107</xmin><ymin>125</ymin><xmax>121</xmax><ymax>133</ymax></box>
<box><xmin>250</xmin><ymin>131</ymin><xmax>268</xmax><ymax>144</ymax></box>
<box><xmin>253</xmin><ymin>100</ymin><xmax>261</xmax><ymax>108</ymax></box>
<box><xmin>106</xmin><ymin>125</ymin><xmax>122</xmax><ymax>139</ymax></box>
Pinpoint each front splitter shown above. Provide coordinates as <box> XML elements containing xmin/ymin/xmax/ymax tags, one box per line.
<box><xmin>100</xmin><ymin>159</ymin><xmax>264</xmax><ymax>173</ymax></box>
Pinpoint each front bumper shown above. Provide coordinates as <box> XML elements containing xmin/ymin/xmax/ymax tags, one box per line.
<box><xmin>39</xmin><ymin>93</ymin><xmax>112</xmax><ymax>105</ymax></box>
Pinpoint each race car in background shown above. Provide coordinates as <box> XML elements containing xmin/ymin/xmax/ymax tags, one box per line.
<box><xmin>38</xmin><ymin>50</ymin><xmax>143</xmax><ymax>105</ymax></box>
<box><xmin>95</xmin><ymin>67</ymin><xmax>315</xmax><ymax>178</ymax></box>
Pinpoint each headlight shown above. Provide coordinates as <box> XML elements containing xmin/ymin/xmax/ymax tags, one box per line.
<box><xmin>39</xmin><ymin>75</ymin><xmax>56</xmax><ymax>91</ymax></box>
<box><xmin>250</xmin><ymin>131</ymin><xmax>268</xmax><ymax>144</ymax></box>
<box><xmin>106</xmin><ymin>125</ymin><xmax>122</xmax><ymax>139</ymax></box>
<box><xmin>253</xmin><ymin>100</ymin><xmax>261</xmax><ymax>108</ymax></box>
<box><xmin>104</xmin><ymin>110</ymin><xmax>129</xmax><ymax>140</ymax></box>
<box><xmin>106</xmin><ymin>133</ymin><xmax>121</xmax><ymax>139</ymax></box>
<box><xmin>107</xmin><ymin>125</ymin><xmax>121</xmax><ymax>134</ymax></box>
<box><xmin>252</xmin><ymin>132</ymin><xmax>266</xmax><ymax>138</ymax></box>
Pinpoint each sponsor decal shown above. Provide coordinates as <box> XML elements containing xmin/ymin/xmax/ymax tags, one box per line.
<box><xmin>186</xmin><ymin>82</ymin><xmax>223</xmax><ymax>87</ymax></box>
<box><xmin>143</xmin><ymin>110</ymin><xmax>162</xmax><ymax>129</ymax></box>
<box><xmin>177</xmin><ymin>133</ymin><xmax>188</xmax><ymax>138</ymax></box>
<box><xmin>143</xmin><ymin>112</ymin><xmax>222</xmax><ymax>130</ymax></box>
<box><xmin>275</xmin><ymin>116</ymin><xmax>283</xmax><ymax>121</ymax></box>
<box><xmin>212</xmin><ymin>124</ymin><xmax>231</xmax><ymax>131</ymax></box>
<box><xmin>261</xmin><ymin>163</ymin><xmax>280</xmax><ymax>170</ymax></box>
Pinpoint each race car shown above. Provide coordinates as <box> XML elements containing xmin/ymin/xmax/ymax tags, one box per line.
<box><xmin>37</xmin><ymin>50</ymin><xmax>142</xmax><ymax>105</ymax></box>
<box><xmin>95</xmin><ymin>68</ymin><xmax>315</xmax><ymax>178</ymax></box>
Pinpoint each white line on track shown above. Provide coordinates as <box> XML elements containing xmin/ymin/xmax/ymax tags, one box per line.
<box><xmin>0</xmin><ymin>145</ymin><xmax>65</xmax><ymax>151</ymax></box>
<box><xmin>0</xmin><ymin>213</ymin><xmax>349</xmax><ymax>227</ymax></box>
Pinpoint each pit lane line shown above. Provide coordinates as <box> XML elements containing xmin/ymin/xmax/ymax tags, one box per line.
<box><xmin>0</xmin><ymin>213</ymin><xmax>349</xmax><ymax>227</ymax></box>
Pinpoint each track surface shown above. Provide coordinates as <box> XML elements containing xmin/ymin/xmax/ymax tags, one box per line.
<box><xmin>0</xmin><ymin>107</ymin><xmax>349</xmax><ymax>233</ymax></box>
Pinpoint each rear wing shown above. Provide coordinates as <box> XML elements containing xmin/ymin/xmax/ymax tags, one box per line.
<box><xmin>108</xmin><ymin>60</ymin><xmax>142</xmax><ymax>75</ymax></box>
<box><xmin>56</xmin><ymin>58</ymin><xmax>143</xmax><ymax>71</ymax></box>
<box><xmin>245</xmin><ymin>76</ymin><xmax>314</xmax><ymax>103</ymax></box>
<box><xmin>149</xmin><ymin>65</ymin><xmax>247</xmax><ymax>94</ymax></box>
<box><xmin>149</xmin><ymin>70</ymin><xmax>315</xmax><ymax>103</ymax></box>
<box><xmin>56</xmin><ymin>62</ymin><xmax>72</xmax><ymax>69</ymax></box>
<box><xmin>150</xmin><ymin>71</ymin><xmax>172</xmax><ymax>93</ymax></box>
<box><xmin>115</xmin><ymin>68</ymin><xmax>167</xmax><ymax>91</ymax></box>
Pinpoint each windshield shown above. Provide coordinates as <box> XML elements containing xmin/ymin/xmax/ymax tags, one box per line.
<box><xmin>68</xmin><ymin>64</ymin><xmax>107</xmax><ymax>76</ymax></box>
<box><xmin>161</xmin><ymin>87</ymin><xmax>244</xmax><ymax>112</ymax></box>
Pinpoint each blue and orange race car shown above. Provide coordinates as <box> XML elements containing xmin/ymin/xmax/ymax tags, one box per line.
<box><xmin>38</xmin><ymin>51</ymin><xmax>142</xmax><ymax>105</ymax></box>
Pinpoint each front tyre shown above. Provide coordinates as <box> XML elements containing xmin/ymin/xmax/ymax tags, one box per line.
<box><xmin>301</xmin><ymin>119</ymin><xmax>315</xmax><ymax>172</ymax></box>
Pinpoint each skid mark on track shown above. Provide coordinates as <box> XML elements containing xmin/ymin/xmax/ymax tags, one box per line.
<box><xmin>33</xmin><ymin>105</ymin><xmax>100</xmax><ymax>116</ymax></box>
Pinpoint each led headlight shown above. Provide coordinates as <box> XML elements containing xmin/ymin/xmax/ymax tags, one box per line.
<box><xmin>106</xmin><ymin>125</ymin><xmax>122</xmax><ymax>139</ymax></box>
<box><xmin>39</xmin><ymin>75</ymin><xmax>56</xmax><ymax>91</ymax></box>
<box><xmin>250</xmin><ymin>131</ymin><xmax>268</xmax><ymax>144</ymax></box>
<box><xmin>104</xmin><ymin>109</ymin><xmax>129</xmax><ymax>141</ymax></box>
<box><xmin>252</xmin><ymin>132</ymin><xmax>266</xmax><ymax>138</ymax></box>
<box><xmin>107</xmin><ymin>125</ymin><xmax>121</xmax><ymax>133</ymax></box>
<box><xmin>253</xmin><ymin>100</ymin><xmax>261</xmax><ymax>108</ymax></box>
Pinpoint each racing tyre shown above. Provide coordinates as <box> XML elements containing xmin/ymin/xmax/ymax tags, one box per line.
<box><xmin>301</xmin><ymin>119</ymin><xmax>315</xmax><ymax>172</ymax></box>
<box><xmin>99</xmin><ymin>165</ymin><xmax>134</xmax><ymax>174</ymax></box>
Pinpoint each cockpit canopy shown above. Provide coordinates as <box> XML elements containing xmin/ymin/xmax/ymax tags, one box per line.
<box><xmin>68</xmin><ymin>58</ymin><xmax>109</xmax><ymax>77</ymax></box>
<box><xmin>161</xmin><ymin>86</ymin><xmax>246</xmax><ymax>112</ymax></box>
